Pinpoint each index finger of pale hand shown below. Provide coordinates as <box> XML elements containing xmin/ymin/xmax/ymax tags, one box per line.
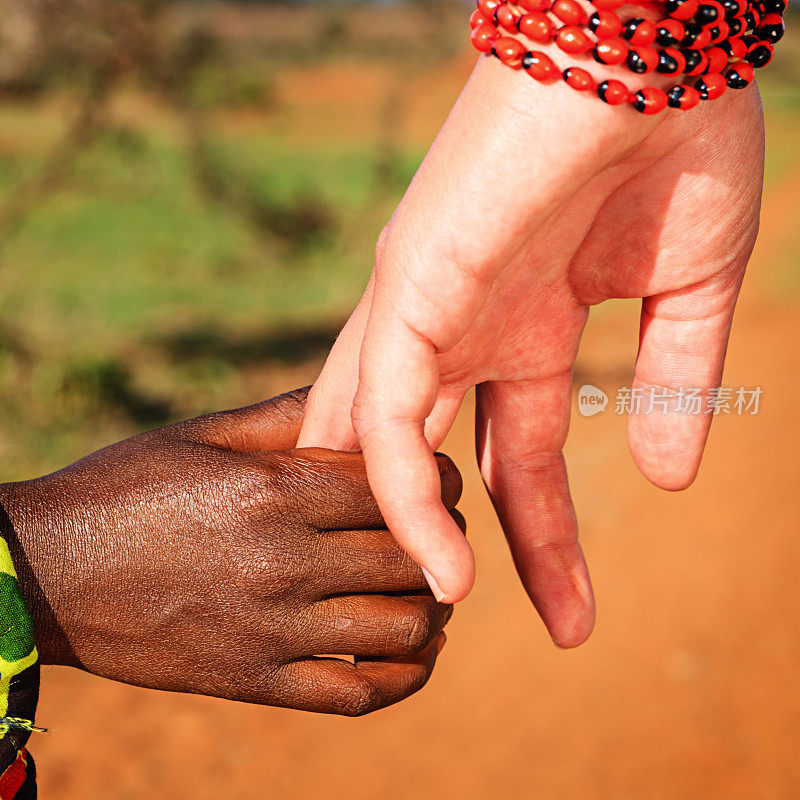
<box><xmin>353</xmin><ymin>314</ymin><xmax>475</xmax><ymax>603</ymax></box>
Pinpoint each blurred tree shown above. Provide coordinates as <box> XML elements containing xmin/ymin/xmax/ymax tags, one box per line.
<box><xmin>0</xmin><ymin>0</ymin><xmax>333</xmax><ymax>250</ymax></box>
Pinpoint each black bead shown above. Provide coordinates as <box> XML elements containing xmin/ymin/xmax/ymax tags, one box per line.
<box><xmin>696</xmin><ymin>4</ymin><xmax>721</xmax><ymax>24</ymax></box>
<box><xmin>657</xmin><ymin>52</ymin><xmax>681</xmax><ymax>73</ymax></box>
<box><xmin>695</xmin><ymin>78</ymin><xmax>711</xmax><ymax>100</ymax></box>
<box><xmin>762</xmin><ymin>0</ymin><xmax>786</xmax><ymax>12</ymax></box>
<box><xmin>622</xmin><ymin>18</ymin><xmax>645</xmax><ymax>39</ymax></box>
<box><xmin>681</xmin><ymin>22</ymin><xmax>703</xmax><ymax>45</ymax></box>
<box><xmin>746</xmin><ymin>42</ymin><xmax>773</xmax><ymax>66</ymax></box>
<box><xmin>667</xmin><ymin>86</ymin><xmax>686</xmax><ymax>108</ymax></box>
<box><xmin>743</xmin><ymin>11</ymin><xmax>758</xmax><ymax>30</ymax></box>
<box><xmin>708</xmin><ymin>25</ymin><xmax>722</xmax><ymax>40</ymax></box>
<box><xmin>596</xmin><ymin>80</ymin><xmax>611</xmax><ymax>102</ymax></box>
<box><xmin>626</xmin><ymin>51</ymin><xmax>649</xmax><ymax>73</ymax></box>
<box><xmin>656</xmin><ymin>26</ymin><xmax>681</xmax><ymax>46</ymax></box>
<box><xmin>681</xmin><ymin>47</ymin><xmax>704</xmax><ymax>72</ymax></box>
<box><xmin>521</xmin><ymin>51</ymin><xmax>535</xmax><ymax>69</ymax></box>
<box><xmin>727</xmin><ymin>16</ymin><xmax>743</xmax><ymax>35</ymax></box>
<box><xmin>665</xmin><ymin>0</ymin><xmax>689</xmax><ymax>13</ymax></box>
<box><xmin>722</xmin><ymin>0</ymin><xmax>743</xmax><ymax>15</ymax></box>
<box><xmin>631</xmin><ymin>91</ymin><xmax>648</xmax><ymax>113</ymax></box>
<box><xmin>726</xmin><ymin>67</ymin><xmax>751</xmax><ymax>88</ymax></box>
<box><xmin>588</xmin><ymin>12</ymin><xmax>601</xmax><ymax>33</ymax></box>
<box><xmin>758</xmin><ymin>22</ymin><xmax>785</xmax><ymax>43</ymax></box>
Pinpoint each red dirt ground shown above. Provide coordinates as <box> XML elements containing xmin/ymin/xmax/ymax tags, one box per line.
<box><xmin>32</xmin><ymin>147</ymin><xmax>800</xmax><ymax>799</ymax></box>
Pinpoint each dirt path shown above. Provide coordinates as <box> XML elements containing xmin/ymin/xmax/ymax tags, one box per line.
<box><xmin>33</xmin><ymin>145</ymin><xmax>800</xmax><ymax>800</ymax></box>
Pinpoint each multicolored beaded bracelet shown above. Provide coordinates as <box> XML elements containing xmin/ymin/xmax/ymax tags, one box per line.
<box><xmin>469</xmin><ymin>0</ymin><xmax>784</xmax><ymax>113</ymax></box>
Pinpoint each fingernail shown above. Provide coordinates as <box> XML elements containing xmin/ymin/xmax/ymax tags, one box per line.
<box><xmin>421</xmin><ymin>568</ymin><xmax>446</xmax><ymax>603</ymax></box>
<box><xmin>436</xmin><ymin>632</ymin><xmax>447</xmax><ymax>655</ymax></box>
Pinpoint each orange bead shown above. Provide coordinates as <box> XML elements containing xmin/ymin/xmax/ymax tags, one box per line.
<box><xmin>493</xmin><ymin>36</ymin><xmax>527</xmax><ymax>67</ymax></box>
<box><xmin>593</xmin><ymin>38</ymin><xmax>628</xmax><ymax>65</ymax></box>
<box><xmin>519</xmin><ymin>12</ymin><xmax>555</xmax><ymax>42</ymax></box>
<box><xmin>478</xmin><ymin>0</ymin><xmax>502</xmax><ymax>18</ymax></box>
<box><xmin>592</xmin><ymin>0</ymin><xmax>625</xmax><ymax>10</ymax></box>
<box><xmin>522</xmin><ymin>50</ymin><xmax>560</xmax><ymax>81</ymax></box>
<box><xmin>557</xmin><ymin>25</ymin><xmax>593</xmax><ymax>53</ymax></box>
<box><xmin>597</xmin><ymin>79</ymin><xmax>631</xmax><ymax>104</ymax></box>
<box><xmin>563</xmin><ymin>66</ymin><xmax>596</xmax><ymax>90</ymax></box>
<box><xmin>589</xmin><ymin>10</ymin><xmax>623</xmax><ymax>39</ymax></box>
<box><xmin>518</xmin><ymin>0</ymin><xmax>553</xmax><ymax>11</ymax></box>
<box><xmin>631</xmin><ymin>86</ymin><xmax>668</xmax><ymax>114</ymax></box>
<box><xmin>469</xmin><ymin>9</ymin><xmax>491</xmax><ymax>29</ymax></box>
<box><xmin>495</xmin><ymin>4</ymin><xmax>522</xmax><ymax>32</ymax></box>
<box><xmin>552</xmin><ymin>0</ymin><xmax>587</xmax><ymax>25</ymax></box>
<box><xmin>470</xmin><ymin>23</ymin><xmax>499</xmax><ymax>53</ymax></box>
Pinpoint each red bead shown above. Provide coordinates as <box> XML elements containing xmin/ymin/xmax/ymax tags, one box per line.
<box><xmin>683</xmin><ymin>48</ymin><xmax>709</xmax><ymax>75</ymax></box>
<box><xmin>705</xmin><ymin>46</ymin><xmax>729</xmax><ymax>73</ymax></box>
<box><xmin>693</xmin><ymin>27</ymin><xmax>713</xmax><ymax>48</ymax></box>
<box><xmin>495</xmin><ymin>5</ymin><xmax>522</xmax><ymax>32</ymax></box>
<box><xmin>627</xmin><ymin>45</ymin><xmax>660</xmax><ymax>73</ymax></box>
<box><xmin>747</xmin><ymin>8</ymin><xmax>762</xmax><ymax>30</ymax></box>
<box><xmin>589</xmin><ymin>10</ymin><xmax>623</xmax><ymax>39</ymax></box>
<box><xmin>594</xmin><ymin>38</ymin><xmax>628</xmax><ymax>65</ymax></box>
<box><xmin>709</xmin><ymin>20</ymin><xmax>730</xmax><ymax>43</ymax></box>
<box><xmin>470</xmin><ymin>23</ymin><xmax>499</xmax><ymax>52</ymax></box>
<box><xmin>695</xmin><ymin>72</ymin><xmax>727</xmax><ymax>99</ymax></box>
<box><xmin>659</xmin><ymin>47</ymin><xmax>687</xmax><ymax>73</ymax></box>
<box><xmin>668</xmin><ymin>0</ymin><xmax>699</xmax><ymax>20</ymax></box>
<box><xmin>592</xmin><ymin>0</ymin><xmax>625</xmax><ymax>9</ymax></box>
<box><xmin>563</xmin><ymin>66</ymin><xmax>596</xmax><ymax>90</ymax></box>
<box><xmin>745</xmin><ymin>40</ymin><xmax>774</xmax><ymax>67</ymax></box>
<box><xmin>720</xmin><ymin>37</ymin><xmax>748</xmax><ymax>59</ymax></box>
<box><xmin>727</xmin><ymin>15</ymin><xmax>745</xmax><ymax>36</ymax></box>
<box><xmin>656</xmin><ymin>18</ymin><xmax>686</xmax><ymax>45</ymax></box>
<box><xmin>557</xmin><ymin>25</ymin><xmax>594</xmax><ymax>53</ymax></box>
<box><xmin>632</xmin><ymin>86</ymin><xmax>669</xmax><ymax>114</ymax></box>
<box><xmin>478</xmin><ymin>0</ymin><xmax>502</xmax><ymax>18</ymax></box>
<box><xmin>626</xmin><ymin>18</ymin><xmax>657</xmax><ymax>46</ymax></box>
<box><xmin>758</xmin><ymin>12</ymin><xmax>786</xmax><ymax>43</ymax></box>
<box><xmin>696</xmin><ymin>0</ymin><xmax>725</xmax><ymax>26</ymax></box>
<box><xmin>469</xmin><ymin>9</ymin><xmax>491</xmax><ymax>29</ymax></box>
<box><xmin>523</xmin><ymin>50</ymin><xmax>560</xmax><ymax>81</ymax></box>
<box><xmin>726</xmin><ymin>61</ymin><xmax>755</xmax><ymax>87</ymax></box>
<box><xmin>493</xmin><ymin>36</ymin><xmax>527</xmax><ymax>67</ymax></box>
<box><xmin>552</xmin><ymin>0</ymin><xmax>587</xmax><ymax>25</ymax></box>
<box><xmin>519</xmin><ymin>12</ymin><xmax>555</xmax><ymax>42</ymax></box>
<box><xmin>667</xmin><ymin>84</ymin><xmax>702</xmax><ymax>109</ymax></box>
<box><xmin>597</xmin><ymin>79</ymin><xmax>631</xmax><ymax>104</ymax></box>
<box><xmin>518</xmin><ymin>0</ymin><xmax>553</xmax><ymax>12</ymax></box>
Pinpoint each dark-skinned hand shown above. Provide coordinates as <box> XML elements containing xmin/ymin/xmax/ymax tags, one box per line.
<box><xmin>0</xmin><ymin>388</ymin><xmax>462</xmax><ymax>716</ymax></box>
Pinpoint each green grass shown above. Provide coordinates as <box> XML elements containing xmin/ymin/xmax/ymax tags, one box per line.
<box><xmin>0</xmin><ymin>8</ymin><xmax>799</xmax><ymax>480</ymax></box>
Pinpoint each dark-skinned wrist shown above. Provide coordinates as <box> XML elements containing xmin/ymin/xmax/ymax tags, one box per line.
<box><xmin>0</xmin><ymin>478</ymin><xmax>76</xmax><ymax>668</ymax></box>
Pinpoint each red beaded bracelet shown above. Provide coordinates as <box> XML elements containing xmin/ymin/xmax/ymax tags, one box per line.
<box><xmin>469</xmin><ymin>0</ymin><xmax>784</xmax><ymax>113</ymax></box>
